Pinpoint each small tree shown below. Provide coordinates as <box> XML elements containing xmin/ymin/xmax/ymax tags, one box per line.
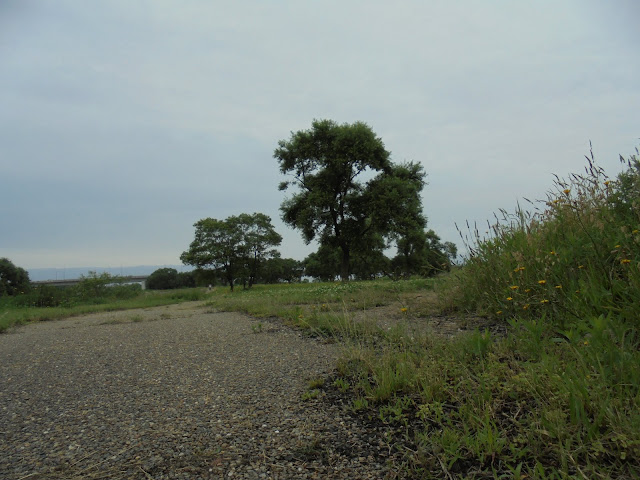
<box><xmin>181</xmin><ymin>213</ymin><xmax>281</xmax><ymax>291</ymax></box>
<box><xmin>0</xmin><ymin>258</ymin><xmax>30</xmax><ymax>296</ymax></box>
<box><xmin>235</xmin><ymin>213</ymin><xmax>283</xmax><ymax>287</ymax></box>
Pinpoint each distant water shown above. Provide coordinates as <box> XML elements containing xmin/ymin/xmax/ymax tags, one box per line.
<box><xmin>28</xmin><ymin>265</ymin><xmax>192</xmax><ymax>282</ymax></box>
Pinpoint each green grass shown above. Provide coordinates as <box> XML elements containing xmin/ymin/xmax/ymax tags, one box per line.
<box><xmin>204</xmin><ymin>277</ymin><xmax>437</xmax><ymax>338</ymax></box>
<box><xmin>0</xmin><ymin>288</ymin><xmax>207</xmax><ymax>333</ymax></box>
<box><xmin>334</xmin><ymin>315</ymin><xmax>639</xmax><ymax>478</ymax></box>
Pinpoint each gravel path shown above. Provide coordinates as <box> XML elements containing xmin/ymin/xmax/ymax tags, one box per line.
<box><xmin>0</xmin><ymin>303</ymin><xmax>399</xmax><ymax>479</ymax></box>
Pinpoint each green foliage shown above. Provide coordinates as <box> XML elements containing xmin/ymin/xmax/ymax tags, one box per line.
<box><xmin>147</xmin><ymin>268</ymin><xmax>195</xmax><ymax>290</ymax></box>
<box><xmin>6</xmin><ymin>272</ymin><xmax>141</xmax><ymax>310</ymax></box>
<box><xmin>392</xmin><ymin>229</ymin><xmax>458</xmax><ymax>278</ymax></box>
<box><xmin>304</xmin><ymin>242</ymin><xmax>392</xmax><ymax>281</ymax></box>
<box><xmin>453</xmin><ymin>148</ymin><xmax>640</xmax><ymax>325</ymax></box>
<box><xmin>259</xmin><ymin>256</ymin><xmax>304</xmax><ymax>283</ymax></box>
<box><xmin>0</xmin><ymin>258</ymin><xmax>30</xmax><ymax>297</ymax></box>
<box><xmin>181</xmin><ymin>212</ymin><xmax>282</xmax><ymax>291</ymax></box>
<box><xmin>303</xmin><ymin>245</ymin><xmax>341</xmax><ymax>282</ymax></box>
<box><xmin>12</xmin><ymin>284</ymin><xmax>68</xmax><ymax>307</ymax></box>
<box><xmin>72</xmin><ymin>271</ymin><xmax>141</xmax><ymax>303</ymax></box>
<box><xmin>275</xmin><ymin>119</ymin><xmax>426</xmax><ymax>280</ymax></box>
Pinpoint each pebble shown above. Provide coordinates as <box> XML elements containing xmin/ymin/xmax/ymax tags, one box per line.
<box><xmin>0</xmin><ymin>304</ymin><xmax>403</xmax><ymax>479</ymax></box>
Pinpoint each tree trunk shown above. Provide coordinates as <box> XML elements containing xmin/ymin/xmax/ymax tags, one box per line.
<box><xmin>340</xmin><ymin>245</ymin><xmax>350</xmax><ymax>282</ymax></box>
<box><xmin>226</xmin><ymin>268</ymin><xmax>234</xmax><ymax>292</ymax></box>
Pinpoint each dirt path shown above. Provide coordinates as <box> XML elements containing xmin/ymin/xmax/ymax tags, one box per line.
<box><xmin>0</xmin><ymin>303</ymin><xmax>398</xmax><ymax>479</ymax></box>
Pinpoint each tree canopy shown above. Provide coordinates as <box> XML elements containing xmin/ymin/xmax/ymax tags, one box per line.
<box><xmin>0</xmin><ymin>258</ymin><xmax>30</xmax><ymax>297</ymax></box>
<box><xmin>180</xmin><ymin>213</ymin><xmax>282</xmax><ymax>291</ymax></box>
<box><xmin>146</xmin><ymin>268</ymin><xmax>195</xmax><ymax>290</ymax></box>
<box><xmin>275</xmin><ymin>119</ymin><xmax>426</xmax><ymax>280</ymax></box>
<box><xmin>392</xmin><ymin>228</ymin><xmax>458</xmax><ymax>277</ymax></box>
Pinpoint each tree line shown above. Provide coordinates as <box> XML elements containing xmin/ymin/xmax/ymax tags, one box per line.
<box><xmin>179</xmin><ymin>119</ymin><xmax>457</xmax><ymax>290</ymax></box>
<box><xmin>1</xmin><ymin>119</ymin><xmax>457</xmax><ymax>297</ymax></box>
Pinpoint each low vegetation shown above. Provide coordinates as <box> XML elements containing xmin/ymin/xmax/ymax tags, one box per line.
<box><xmin>0</xmin><ymin>272</ymin><xmax>206</xmax><ymax>333</ymax></box>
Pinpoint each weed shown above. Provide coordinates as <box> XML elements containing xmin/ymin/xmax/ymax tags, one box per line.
<box><xmin>333</xmin><ymin>377</ymin><xmax>350</xmax><ymax>393</ymax></box>
<box><xmin>301</xmin><ymin>389</ymin><xmax>320</xmax><ymax>401</ymax></box>
<box><xmin>251</xmin><ymin>322</ymin><xmax>263</xmax><ymax>333</ymax></box>
<box><xmin>308</xmin><ymin>376</ymin><xmax>325</xmax><ymax>389</ymax></box>
<box><xmin>351</xmin><ymin>397</ymin><xmax>369</xmax><ymax>412</ymax></box>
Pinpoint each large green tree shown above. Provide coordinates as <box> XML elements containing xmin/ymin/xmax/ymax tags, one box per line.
<box><xmin>180</xmin><ymin>213</ymin><xmax>281</xmax><ymax>291</ymax></box>
<box><xmin>0</xmin><ymin>258</ymin><xmax>30</xmax><ymax>297</ymax></box>
<box><xmin>275</xmin><ymin>119</ymin><xmax>426</xmax><ymax>280</ymax></box>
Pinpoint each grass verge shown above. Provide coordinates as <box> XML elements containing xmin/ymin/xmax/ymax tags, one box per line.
<box><xmin>0</xmin><ymin>288</ymin><xmax>207</xmax><ymax>333</ymax></box>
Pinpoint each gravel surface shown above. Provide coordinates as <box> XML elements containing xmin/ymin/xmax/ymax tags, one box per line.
<box><xmin>0</xmin><ymin>303</ymin><xmax>402</xmax><ymax>479</ymax></box>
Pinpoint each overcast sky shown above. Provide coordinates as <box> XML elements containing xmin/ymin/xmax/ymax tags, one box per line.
<box><xmin>1</xmin><ymin>0</ymin><xmax>638</xmax><ymax>270</ymax></box>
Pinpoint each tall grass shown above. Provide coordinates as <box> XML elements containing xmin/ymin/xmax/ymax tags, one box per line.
<box><xmin>453</xmin><ymin>147</ymin><xmax>639</xmax><ymax>326</ymax></box>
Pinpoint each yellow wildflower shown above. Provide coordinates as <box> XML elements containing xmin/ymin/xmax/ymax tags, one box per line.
<box><xmin>555</xmin><ymin>285</ymin><xmax>562</xmax><ymax>289</ymax></box>
<box><xmin>506</xmin><ymin>297</ymin><xmax>513</xmax><ymax>301</ymax></box>
<box><xmin>604</xmin><ymin>181</ymin><xmax>610</xmax><ymax>186</ymax></box>
<box><xmin>614</xmin><ymin>245</ymin><xmax>621</xmax><ymax>249</ymax></box>
<box><xmin>400</xmin><ymin>307</ymin><xmax>408</xmax><ymax>313</ymax></box>
<box><xmin>549</xmin><ymin>250</ymin><xmax>557</xmax><ymax>255</ymax></box>
<box><xmin>578</xmin><ymin>265</ymin><xmax>584</xmax><ymax>269</ymax></box>
<box><xmin>523</xmin><ymin>304</ymin><xmax>530</xmax><ymax>310</ymax></box>
<box><xmin>540</xmin><ymin>299</ymin><xmax>549</xmax><ymax>304</ymax></box>
<box><xmin>563</xmin><ymin>189</ymin><xmax>571</xmax><ymax>194</ymax></box>
<box><xmin>510</xmin><ymin>285</ymin><xmax>519</xmax><ymax>290</ymax></box>
<box><xmin>621</xmin><ymin>259</ymin><xmax>631</xmax><ymax>264</ymax></box>
<box><xmin>633</xmin><ymin>229</ymin><xmax>639</xmax><ymax>234</ymax></box>
<box><xmin>524</xmin><ymin>289</ymin><xmax>531</xmax><ymax>293</ymax></box>
<box><xmin>496</xmin><ymin>311</ymin><xmax>503</xmax><ymax>315</ymax></box>
<box><xmin>538</xmin><ymin>280</ymin><xmax>546</xmax><ymax>285</ymax></box>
